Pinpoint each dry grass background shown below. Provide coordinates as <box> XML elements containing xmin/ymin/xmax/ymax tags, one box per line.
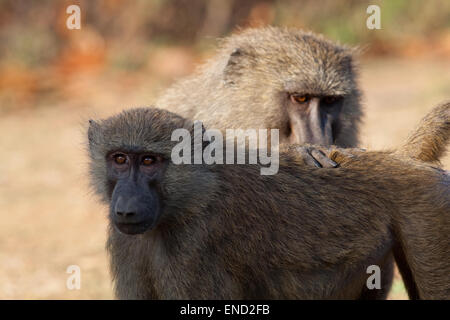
<box><xmin>0</xmin><ymin>54</ymin><xmax>449</xmax><ymax>299</ymax></box>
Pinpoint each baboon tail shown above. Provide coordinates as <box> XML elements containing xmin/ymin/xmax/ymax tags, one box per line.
<box><xmin>397</xmin><ymin>100</ymin><xmax>450</xmax><ymax>164</ymax></box>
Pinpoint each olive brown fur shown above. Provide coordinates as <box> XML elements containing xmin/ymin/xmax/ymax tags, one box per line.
<box><xmin>87</xmin><ymin>102</ymin><xmax>450</xmax><ymax>299</ymax></box>
<box><xmin>156</xmin><ymin>26</ymin><xmax>363</xmax><ymax>147</ymax></box>
<box><xmin>156</xmin><ymin>26</ymin><xmax>390</xmax><ymax>299</ymax></box>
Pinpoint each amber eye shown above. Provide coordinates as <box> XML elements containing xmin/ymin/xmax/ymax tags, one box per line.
<box><xmin>142</xmin><ymin>156</ymin><xmax>155</xmax><ymax>166</ymax></box>
<box><xmin>113</xmin><ymin>154</ymin><xmax>127</xmax><ymax>165</ymax></box>
<box><xmin>291</xmin><ymin>94</ymin><xmax>310</xmax><ymax>104</ymax></box>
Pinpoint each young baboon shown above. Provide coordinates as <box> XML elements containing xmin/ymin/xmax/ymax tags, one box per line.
<box><xmin>157</xmin><ymin>27</ymin><xmax>362</xmax><ymax>148</ymax></box>
<box><xmin>87</xmin><ymin>101</ymin><xmax>449</xmax><ymax>299</ymax></box>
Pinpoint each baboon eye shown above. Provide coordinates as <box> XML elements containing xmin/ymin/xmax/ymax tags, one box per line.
<box><xmin>291</xmin><ymin>94</ymin><xmax>310</xmax><ymax>104</ymax></box>
<box><xmin>113</xmin><ymin>154</ymin><xmax>127</xmax><ymax>165</ymax></box>
<box><xmin>142</xmin><ymin>156</ymin><xmax>156</xmax><ymax>166</ymax></box>
<box><xmin>323</xmin><ymin>96</ymin><xmax>341</xmax><ymax>104</ymax></box>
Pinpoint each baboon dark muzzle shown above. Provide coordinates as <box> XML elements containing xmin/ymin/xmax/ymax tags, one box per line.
<box><xmin>110</xmin><ymin>180</ymin><xmax>161</xmax><ymax>235</ymax></box>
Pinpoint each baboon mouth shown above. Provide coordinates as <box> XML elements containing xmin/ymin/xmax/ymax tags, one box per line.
<box><xmin>114</xmin><ymin>220</ymin><xmax>153</xmax><ymax>235</ymax></box>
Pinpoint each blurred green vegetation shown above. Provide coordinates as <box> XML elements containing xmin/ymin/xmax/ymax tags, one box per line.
<box><xmin>0</xmin><ymin>0</ymin><xmax>449</xmax><ymax>110</ymax></box>
<box><xmin>1</xmin><ymin>0</ymin><xmax>449</xmax><ymax>68</ymax></box>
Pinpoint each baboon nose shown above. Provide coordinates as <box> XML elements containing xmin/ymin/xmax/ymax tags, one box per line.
<box><xmin>114</xmin><ymin>196</ymin><xmax>139</xmax><ymax>221</ymax></box>
<box><xmin>116</xmin><ymin>211</ymin><xmax>136</xmax><ymax>218</ymax></box>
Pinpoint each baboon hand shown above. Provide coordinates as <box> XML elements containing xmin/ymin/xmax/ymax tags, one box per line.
<box><xmin>327</xmin><ymin>147</ymin><xmax>367</xmax><ymax>166</ymax></box>
<box><xmin>293</xmin><ymin>145</ymin><xmax>367</xmax><ymax>168</ymax></box>
<box><xmin>294</xmin><ymin>145</ymin><xmax>338</xmax><ymax>168</ymax></box>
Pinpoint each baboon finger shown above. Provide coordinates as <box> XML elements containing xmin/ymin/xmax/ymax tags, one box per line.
<box><xmin>328</xmin><ymin>149</ymin><xmax>360</xmax><ymax>164</ymax></box>
<box><xmin>310</xmin><ymin>149</ymin><xmax>338</xmax><ymax>168</ymax></box>
<box><xmin>295</xmin><ymin>146</ymin><xmax>322</xmax><ymax>167</ymax></box>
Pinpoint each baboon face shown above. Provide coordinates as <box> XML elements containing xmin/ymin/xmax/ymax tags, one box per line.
<box><xmin>88</xmin><ymin>108</ymin><xmax>192</xmax><ymax>235</ymax></box>
<box><xmin>285</xmin><ymin>93</ymin><xmax>344</xmax><ymax>145</ymax></box>
<box><xmin>106</xmin><ymin>151</ymin><xmax>166</xmax><ymax>234</ymax></box>
<box><xmin>221</xmin><ymin>28</ymin><xmax>361</xmax><ymax>146</ymax></box>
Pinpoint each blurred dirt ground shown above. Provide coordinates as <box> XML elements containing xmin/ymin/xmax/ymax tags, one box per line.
<box><xmin>0</xmin><ymin>56</ymin><xmax>449</xmax><ymax>299</ymax></box>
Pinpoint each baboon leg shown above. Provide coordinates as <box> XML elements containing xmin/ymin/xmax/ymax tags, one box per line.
<box><xmin>359</xmin><ymin>254</ymin><xmax>395</xmax><ymax>300</ymax></box>
<box><xmin>393</xmin><ymin>243</ymin><xmax>420</xmax><ymax>300</ymax></box>
<box><xmin>395</xmin><ymin>208</ymin><xmax>450</xmax><ymax>299</ymax></box>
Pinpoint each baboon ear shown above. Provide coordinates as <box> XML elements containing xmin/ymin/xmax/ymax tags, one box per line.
<box><xmin>223</xmin><ymin>47</ymin><xmax>251</xmax><ymax>85</ymax></box>
<box><xmin>200</xmin><ymin>124</ymin><xmax>210</xmax><ymax>150</ymax></box>
<box><xmin>189</xmin><ymin>120</ymin><xmax>210</xmax><ymax>150</ymax></box>
<box><xmin>88</xmin><ymin>119</ymin><xmax>102</xmax><ymax>146</ymax></box>
<box><xmin>182</xmin><ymin>118</ymin><xmax>194</xmax><ymax>131</ymax></box>
<box><xmin>342</xmin><ymin>54</ymin><xmax>354</xmax><ymax>68</ymax></box>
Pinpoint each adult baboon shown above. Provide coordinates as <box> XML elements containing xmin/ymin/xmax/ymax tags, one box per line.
<box><xmin>87</xmin><ymin>101</ymin><xmax>449</xmax><ymax>299</ymax></box>
<box><xmin>157</xmin><ymin>27</ymin><xmax>362</xmax><ymax>148</ymax></box>
<box><xmin>156</xmin><ymin>27</ymin><xmax>394</xmax><ymax>298</ymax></box>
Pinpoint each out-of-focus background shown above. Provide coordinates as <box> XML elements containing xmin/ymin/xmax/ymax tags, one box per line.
<box><xmin>0</xmin><ymin>0</ymin><xmax>449</xmax><ymax>299</ymax></box>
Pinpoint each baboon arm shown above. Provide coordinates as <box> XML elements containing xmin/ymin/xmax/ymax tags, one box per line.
<box><xmin>395</xmin><ymin>208</ymin><xmax>450</xmax><ymax>299</ymax></box>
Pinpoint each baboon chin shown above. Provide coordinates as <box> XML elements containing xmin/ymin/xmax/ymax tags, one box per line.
<box><xmin>88</xmin><ymin>101</ymin><xmax>450</xmax><ymax>300</ymax></box>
